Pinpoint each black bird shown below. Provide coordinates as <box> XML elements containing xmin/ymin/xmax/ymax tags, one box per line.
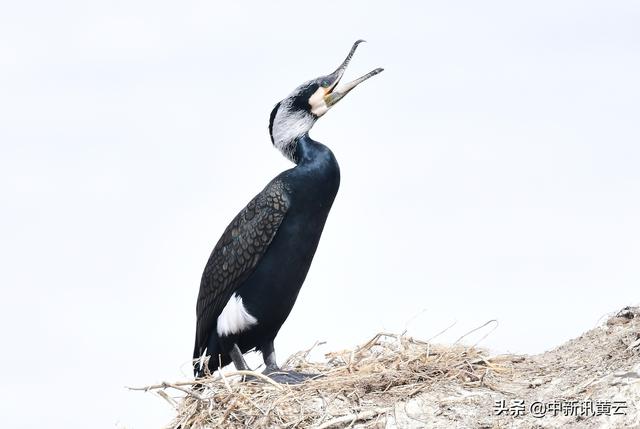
<box><xmin>193</xmin><ymin>40</ymin><xmax>383</xmax><ymax>383</ymax></box>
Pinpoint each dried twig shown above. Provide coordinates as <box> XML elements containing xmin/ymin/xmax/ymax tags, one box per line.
<box><xmin>127</xmin><ymin>381</ymin><xmax>204</xmax><ymax>400</ymax></box>
<box><xmin>313</xmin><ymin>408</ymin><xmax>388</xmax><ymax>429</ymax></box>
<box><xmin>453</xmin><ymin>319</ymin><xmax>497</xmax><ymax>345</ymax></box>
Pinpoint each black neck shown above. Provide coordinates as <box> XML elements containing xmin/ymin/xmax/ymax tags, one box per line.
<box><xmin>289</xmin><ymin>134</ymin><xmax>340</xmax><ymax>206</ymax></box>
<box><xmin>294</xmin><ymin>134</ymin><xmax>329</xmax><ymax>165</ymax></box>
<box><xmin>291</xmin><ymin>134</ymin><xmax>340</xmax><ymax>196</ymax></box>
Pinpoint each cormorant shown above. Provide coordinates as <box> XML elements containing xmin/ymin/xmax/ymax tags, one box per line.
<box><xmin>193</xmin><ymin>40</ymin><xmax>383</xmax><ymax>383</ymax></box>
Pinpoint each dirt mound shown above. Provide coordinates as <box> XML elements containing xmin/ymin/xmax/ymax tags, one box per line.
<box><xmin>132</xmin><ymin>306</ymin><xmax>640</xmax><ymax>428</ymax></box>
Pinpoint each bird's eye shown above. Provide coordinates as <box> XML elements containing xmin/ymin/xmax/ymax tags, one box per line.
<box><xmin>321</xmin><ymin>79</ymin><xmax>330</xmax><ymax>88</ymax></box>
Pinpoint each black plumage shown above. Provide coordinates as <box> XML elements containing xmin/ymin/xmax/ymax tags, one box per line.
<box><xmin>193</xmin><ymin>179</ymin><xmax>290</xmax><ymax>370</ymax></box>
<box><xmin>193</xmin><ymin>41</ymin><xmax>382</xmax><ymax>383</ymax></box>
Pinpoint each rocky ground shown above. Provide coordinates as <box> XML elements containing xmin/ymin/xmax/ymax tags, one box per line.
<box><xmin>385</xmin><ymin>306</ymin><xmax>640</xmax><ymax>429</ymax></box>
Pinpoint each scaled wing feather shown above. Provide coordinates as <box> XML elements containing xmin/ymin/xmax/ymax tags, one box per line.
<box><xmin>194</xmin><ymin>179</ymin><xmax>290</xmax><ymax>359</ymax></box>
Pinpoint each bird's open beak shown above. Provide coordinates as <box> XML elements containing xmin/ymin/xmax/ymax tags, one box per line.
<box><xmin>323</xmin><ymin>40</ymin><xmax>384</xmax><ymax>108</ymax></box>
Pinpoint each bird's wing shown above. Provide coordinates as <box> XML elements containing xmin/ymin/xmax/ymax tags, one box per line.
<box><xmin>194</xmin><ymin>179</ymin><xmax>290</xmax><ymax>358</ymax></box>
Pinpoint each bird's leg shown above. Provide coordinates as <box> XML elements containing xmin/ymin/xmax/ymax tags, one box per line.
<box><xmin>229</xmin><ymin>343</ymin><xmax>250</xmax><ymax>371</ymax></box>
<box><xmin>261</xmin><ymin>340</ymin><xmax>279</xmax><ymax>373</ymax></box>
<box><xmin>260</xmin><ymin>341</ymin><xmax>320</xmax><ymax>384</ymax></box>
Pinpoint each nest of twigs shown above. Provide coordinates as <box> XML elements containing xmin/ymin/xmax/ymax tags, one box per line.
<box><xmin>135</xmin><ymin>331</ymin><xmax>501</xmax><ymax>428</ymax></box>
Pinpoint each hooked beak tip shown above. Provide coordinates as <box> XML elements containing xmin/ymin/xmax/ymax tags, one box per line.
<box><xmin>321</xmin><ymin>40</ymin><xmax>383</xmax><ymax>108</ymax></box>
<box><xmin>324</xmin><ymin>66</ymin><xmax>383</xmax><ymax>107</ymax></box>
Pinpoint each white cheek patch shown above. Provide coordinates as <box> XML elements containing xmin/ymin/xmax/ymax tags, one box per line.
<box><xmin>217</xmin><ymin>293</ymin><xmax>258</xmax><ymax>337</ymax></box>
<box><xmin>309</xmin><ymin>86</ymin><xmax>329</xmax><ymax>116</ymax></box>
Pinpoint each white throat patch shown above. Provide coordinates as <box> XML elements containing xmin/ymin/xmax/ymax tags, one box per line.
<box><xmin>216</xmin><ymin>293</ymin><xmax>258</xmax><ymax>337</ymax></box>
<box><xmin>271</xmin><ymin>98</ymin><xmax>317</xmax><ymax>161</ymax></box>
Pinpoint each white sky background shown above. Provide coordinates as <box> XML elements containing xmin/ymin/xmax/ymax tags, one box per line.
<box><xmin>1</xmin><ymin>1</ymin><xmax>639</xmax><ymax>427</ymax></box>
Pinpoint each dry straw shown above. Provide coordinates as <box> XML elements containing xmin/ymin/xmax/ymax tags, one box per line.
<box><xmin>130</xmin><ymin>324</ymin><xmax>504</xmax><ymax>428</ymax></box>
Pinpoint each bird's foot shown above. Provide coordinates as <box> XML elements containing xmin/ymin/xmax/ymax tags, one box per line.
<box><xmin>263</xmin><ymin>367</ymin><xmax>322</xmax><ymax>384</ymax></box>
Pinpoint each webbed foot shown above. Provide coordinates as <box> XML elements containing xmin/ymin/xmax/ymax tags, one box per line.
<box><xmin>263</xmin><ymin>368</ymin><xmax>321</xmax><ymax>384</ymax></box>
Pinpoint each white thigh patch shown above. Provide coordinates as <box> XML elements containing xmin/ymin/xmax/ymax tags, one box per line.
<box><xmin>216</xmin><ymin>293</ymin><xmax>258</xmax><ymax>337</ymax></box>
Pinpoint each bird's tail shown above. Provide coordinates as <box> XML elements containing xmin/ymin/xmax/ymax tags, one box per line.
<box><xmin>193</xmin><ymin>332</ymin><xmax>229</xmax><ymax>378</ymax></box>
<box><xmin>192</xmin><ymin>335</ymin><xmax>204</xmax><ymax>378</ymax></box>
